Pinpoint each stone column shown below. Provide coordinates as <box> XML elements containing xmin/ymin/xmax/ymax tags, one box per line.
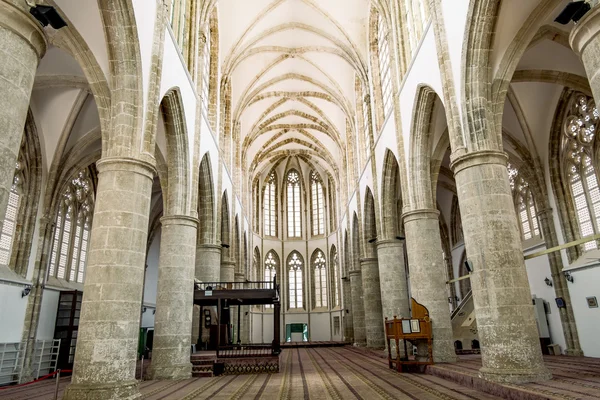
<box><xmin>349</xmin><ymin>269</ymin><xmax>366</xmax><ymax>345</ymax></box>
<box><xmin>360</xmin><ymin>258</ymin><xmax>385</xmax><ymax>349</ymax></box>
<box><xmin>0</xmin><ymin>1</ymin><xmax>45</xmax><ymax>229</ymax></box>
<box><xmin>342</xmin><ymin>279</ymin><xmax>354</xmax><ymax>342</ymax></box>
<box><xmin>376</xmin><ymin>240</ymin><xmax>410</xmax><ymax>320</ymax></box>
<box><xmin>63</xmin><ymin>158</ymin><xmax>155</xmax><ymax>400</ymax></box>
<box><xmin>451</xmin><ymin>150</ymin><xmax>550</xmax><ymax>383</ymax></box>
<box><xmin>571</xmin><ymin>5</ymin><xmax>600</xmax><ymax>107</ymax></box>
<box><xmin>221</xmin><ymin>259</ymin><xmax>235</xmax><ymax>282</ymax></box>
<box><xmin>403</xmin><ymin>209</ymin><xmax>456</xmax><ymax>363</ymax></box>
<box><xmin>195</xmin><ymin>243</ymin><xmax>221</xmax><ymax>282</ymax></box>
<box><xmin>148</xmin><ymin>215</ymin><xmax>198</xmax><ymax>380</ymax></box>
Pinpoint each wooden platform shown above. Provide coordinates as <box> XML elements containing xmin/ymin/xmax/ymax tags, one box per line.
<box><xmin>280</xmin><ymin>340</ymin><xmax>350</xmax><ymax>348</ymax></box>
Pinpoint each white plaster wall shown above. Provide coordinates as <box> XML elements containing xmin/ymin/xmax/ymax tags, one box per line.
<box><xmin>310</xmin><ymin>312</ymin><xmax>331</xmax><ymax>341</ymax></box>
<box><xmin>133</xmin><ymin>0</ymin><xmax>158</xmax><ymax>117</ymax></box>
<box><xmin>566</xmin><ymin>265</ymin><xmax>600</xmax><ymax>357</ymax></box>
<box><xmin>36</xmin><ymin>290</ymin><xmax>60</xmax><ymax>340</ymax></box>
<box><xmin>523</xmin><ymin>245</ymin><xmax>567</xmax><ymax>353</ymax></box>
<box><xmin>0</xmin><ymin>284</ymin><xmax>27</xmax><ymax>342</ymax></box>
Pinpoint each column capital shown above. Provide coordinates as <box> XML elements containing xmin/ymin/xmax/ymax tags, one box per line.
<box><xmin>198</xmin><ymin>243</ymin><xmax>222</xmax><ymax>252</ymax></box>
<box><xmin>402</xmin><ymin>208</ymin><xmax>439</xmax><ymax>223</ymax></box>
<box><xmin>221</xmin><ymin>260</ymin><xmax>236</xmax><ymax>267</ymax></box>
<box><xmin>375</xmin><ymin>238</ymin><xmax>403</xmax><ymax>249</ymax></box>
<box><xmin>450</xmin><ymin>150</ymin><xmax>507</xmax><ymax>175</ymax></box>
<box><xmin>348</xmin><ymin>269</ymin><xmax>362</xmax><ymax>277</ymax></box>
<box><xmin>359</xmin><ymin>257</ymin><xmax>378</xmax><ymax>263</ymax></box>
<box><xmin>0</xmin><ymin>1</ymin><xmax>47</xmax><ymax>59</ymax></box>
<box><xmin>570</xmin><ymin>5</ymin><xmax>600</xmax><ymax>56</ymax></box>
<box><xmin>96</xmin><ymin>156</ymin><xmax>157</xmax><ymax>179</ymax></box>
<box><xmin>160</xmin><ymin>215</ymin><xmax>199</xmax><ymax>227</ymax></box>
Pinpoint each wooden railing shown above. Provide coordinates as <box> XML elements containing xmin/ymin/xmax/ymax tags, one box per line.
<box><xmin>195</xmin><ymin>275</ymin><xmax>279</xmax><ymax>292</ymax></box>
<box><xmin>217</xmin><ymin>344</ymin><xmax>275</xmax><ymax>358</ymax></box>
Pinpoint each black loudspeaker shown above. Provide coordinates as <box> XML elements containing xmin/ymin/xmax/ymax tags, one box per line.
<box><xmin>464</xmin><ymin>260</ymin><xmax>473</xmax><ymax>273</ymax></box>
<box><xmin>555</xmin><ymin>1</ymin><xmax>591</xmax><ymax>25</ymax></box>
<box><xmin>29</xmin><ymin>5</ymin><xmax>68</xmax><ymax>29</ymax></box>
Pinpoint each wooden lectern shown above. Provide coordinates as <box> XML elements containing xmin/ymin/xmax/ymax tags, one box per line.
<box><xmin>384</xmin><ymin>298</ymin><xmax>433</xmax><ymax>372</ymax></box>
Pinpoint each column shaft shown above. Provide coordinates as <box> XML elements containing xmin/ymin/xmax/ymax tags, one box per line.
<box><xmin>148</xmin><ymin>215</ymin><xmax>198</xmax><ymax>380</ymax></box>
<box><xmin>0</xmin><ymin>1</ymin><xmax>45</xmax><ymax>230</ymax></box>
<box><xmin>342</xmin><ymin>279</ymin><xmax>354</xmax><ymax>342</ymax></box>
<box><xmin>63</xmin><ymin>158</ymin><xmax>155</xmax><ymax>400</ymax></box>
<box><xmin>451</xmin><ymin>151</ymin><xmax>550</xmax><ymax>383</ymax></box>
<box><xmin>376</xmin><ymin>240</ymin><xmax>410</xmax><ymax>320</ymax></box>
<box><xmin>195</xmin><ymin>244</ymin><xmax>221</xmax><ymax>282</ymax></box>
<box><xmin>220</xmin><ymin>259</ymin><xmax>235</xmax><ymax>282</ymax></box>
<box><xmin>403</xmin><ymin>209</ymin><xmax>456</xmax><ymax>363</ymax></box>
<box><xmin>349</xmin><ymin>270</ymin><xmax>366</xmax><ymax>345</ymax></box>
<box><xmin>360</xmin><ymin>258</ymin><xmax>385</xmax><ymax>349</ymax></box>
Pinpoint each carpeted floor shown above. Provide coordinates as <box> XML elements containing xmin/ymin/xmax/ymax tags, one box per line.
<box><xmin>1</xmin><ymin>347</ymin><xmax>599</xmax><ymax>399</ymax></box>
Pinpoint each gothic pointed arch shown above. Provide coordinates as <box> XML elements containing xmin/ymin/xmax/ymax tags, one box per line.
<box><xmin>198</xmin><ymin>153</ymin><xmax>215</xmax><ymax>244</ymax></box>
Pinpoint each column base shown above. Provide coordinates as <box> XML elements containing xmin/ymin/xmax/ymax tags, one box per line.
<box><xmin>63</xmin><ymin>380</ymin><xmax>141</xmax><ymax>400</ymax></box>
<box><xmin>565</xmin><ymin>348</ymin><xmax>584</xmax><ymax>357</ymax></box>
<box><xmin>147</xmin><ymin>362</ymin><xmax>192</xmax><ymax>380</ymax></box>
<box><xmin>479</xmin><ymin>366</ymin><xmax>552</xmax><ymax>384</ymax></box>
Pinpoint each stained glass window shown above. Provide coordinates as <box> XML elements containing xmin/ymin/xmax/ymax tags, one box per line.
<box><xmin>264</xmin><ymin>251</ymin><xmax>278</xmax><ymax>308</ymax></box>
<box><xmin>313</xmin><ymin>250</ymin><xmax>327</xmax><ymax>308</ymax></box>
<box><xmin>0</xmin><ymin>160</ymin><xmax>22</xmax><ymax>266</ymax></box>
<box><xmin>264</xmin><ymin>172</ymin><xmax>277</xmax><ymax>236</ymax></box>
<box><xmin>311</xmin><ymin>171</ymin><xmax>324</xmax><ymax>236</ymax></box>
<box><xmin>508</xmin><ymin>163</ymin><xmax>541</xmax><ymax>241</ymax></box>
<box><xmin>288</xmin><ymin>251</ymin><xmax>303</xmax><ymax>309</ymax></box>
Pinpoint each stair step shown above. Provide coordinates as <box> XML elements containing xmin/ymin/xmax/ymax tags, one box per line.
<box><xmin>192</xmin><ymin>371</ymin><xmax>214</xmax><ymax>378</ymax></box>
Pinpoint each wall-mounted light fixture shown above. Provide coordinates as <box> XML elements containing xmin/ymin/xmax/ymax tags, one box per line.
<box><xmin>142</xmin><ymin>307</ymin><xmax>147</xmax><ymax>313</ymax></box>
<box><xmin>564</xmin><ymin>271</ymin><xmax>574</xmax><ymax>284</ymax></box>
<box><xmin>464</xmin><ymin>260</ymin><xmax>473</xmax><ymax>273</ymax></box>
<box><xmin>21</xmin><ymin>285</ymin><xmax>32</xmax><ymax>298</ymax></box>
<box><xmin>221</xmin><ymin>243</ymin><xmax>230</xmax><ymax>248</ymax></box>
<box><xmin>26</xmin><ymin>2</ymin><xmax>68</xmax><ymax>29</ymax></box>
<box><xmin>395</xmin><ymin>236</ymin><xmax>405</xmax><ymax>241</ymax></box>
<box><xmin>544</xmin><ymin>277</ymin><xmax>553</xmax><ymax>287</ymax></box>
<box><xmin>367</xmin><ymin>237</ymin><xmax>377</xmax><ymax>243</ymax></box>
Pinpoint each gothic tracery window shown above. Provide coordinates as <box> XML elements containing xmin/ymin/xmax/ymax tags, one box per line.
<box><xmin>264</xmin><ymin>251</ymin><xmax>279</xmax><ymax>308</ymax></box>
<box><xmin>312</xmin><ymin>250</ymin><xmax>327</xmax><ymax>308</ymax></box>
<box><xmin>0</xmin><ymin>160</ymin><xmax>23</xmax><ymax>266</ymax></box>
<box><xmin>287</xmin><ymin>251</ymin><xmax>304</xmax><ymax>309</ymax></box>
<box><xmin>377</xmin><ymin>15</ymin><xmax>392</xmax><ymax>117</ymax></box>
<box><xmin>263</xmin><ymin>172</ymin><xmax>277</xmax><ymax>236</ymax></box>
<box><xmin>286</xmin><ymin>170</ymin><xmax>301</xmax><ymax>238</ymax></box>
<box><xmin>311</xmin><ymin>171</ymin><xmax>325</xmax><ymax>236</ymax></box>
<box><xmin>562</xmin><ymin>93</ymin><xmax>600</xmax><ymax>251</ymax></box>
<box><xmin>508</xmin><ymin>163</ymin><xmax>541</xmax><ymax>241</ymax></box>
<box><xmin>48</xmin><ymin>169</ymin><xmax>94</xmax><ymax>283</ymax></box>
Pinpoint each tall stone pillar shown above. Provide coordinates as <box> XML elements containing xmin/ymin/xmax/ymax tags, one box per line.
<box><xmin>63</xmin><ymin>158</ymin><xmax>155</xmax><ymax>400</ymax></box>
<box><xmin>451</xmin><ymin>151</ymin><xmax>550</xmax><ymax>383</ymax></box>
<box><xmin>148</xmin><ymin>215</ymin><xmax>198</xmax><ymax>380</ymax></box>
<box><xmin>221</xmin><ymin>259</ymin><xmax>235</xmax><ymax>282</ymax></box>
<box><xmin>571</xmin><ymin>5</ymin><xmax>600</xmax><ymax>107</ymax></box>
<box><xmin>349</xmin><ymin>269</ymin><xmax>366</xmax><ymax>345</ymax></box>
<box><xmin>360</xmin><ymin>258</ymin><xmax>385</xmax><ymax>349</ymax></box>
<box><xmin>342</xmin><ymin>279</ymin><xmax>354</xmax><ymax>342</ymax></box>
<box><xmin>376</xmin><ymin>240</ymin><xmax>410</xmax><ymax>320</ymax></box>
<box><xmin>0</xmin><ymin>1</ymin><xmax>46</xmax><ymax>229</ymax></box>
<box><xmin>196</xmin><ymin>244</ymin><xmax>221</xmax><ymax>282</ymax></box>
<box><xmin>403</xmin><ymin>209</ymin><xmax>456</xmax><ymax>363</ymax></box>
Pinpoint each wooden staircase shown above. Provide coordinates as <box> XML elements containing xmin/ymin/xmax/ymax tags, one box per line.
<box><xmin>191</xmin><ymin>354</ymin><xmax>215</xmax><ymax>377</ymax></box>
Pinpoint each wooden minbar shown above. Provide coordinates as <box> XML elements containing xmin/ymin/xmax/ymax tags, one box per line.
<box><xmin>385</xmin><ymin>298</ymin><xmax>433</xmax><ymax>372</ymax></box>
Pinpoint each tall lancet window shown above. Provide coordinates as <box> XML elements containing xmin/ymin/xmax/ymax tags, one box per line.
<box><xmin>312</xmin><ymin>250</ymin><xmax>327</xmax><ymax>308</ymax></box>
<box><xmin>264</xmin><ymin>251</ymin><xmax>279</xmax><ymax>308</ymax></box>
<box><xmin>264</xmin><ymin>172</ymin><xmax>277</xmax><ymax>236</ymax></box>
<box><xmin>287</xmin><ymin>251</ymin><xmax>304</xmax><ymax>309</ymax></box>
<box><xmin>508</xmin><ymin>163</ymin><xmax>540</xmax><ymax>241</ymax></box>
<box><xmin>286</xmin><ymin>170</ymin><xmax>301</xmax><ymax>237</ymax></box>
<box><xmin>0</xmin><ymin>160</ymin><xmax>23</xmax><ymax>266</ymax></box>
<box><xmin>201</xmin><ymin>26</ymin><xmax>211</xmax><ymax>117</ymax></box>
<box><xmin>48</xmin><ymin>169</ymin><xmax>94</xmax><ymax>283</ymax></box>
<box><xmin>378</xmin><ymin>15</ymin><xmax>392</xmax><ymax>117</ymax></box>
<box><xmin>311</xmin><ymin>171</ymin><xmax>324</xmax><ymax>236</ymax></box>
<box><xmin>562</xmin><ymin>94</ymin><xmax>600</xmax><ymax>251</ymax></box>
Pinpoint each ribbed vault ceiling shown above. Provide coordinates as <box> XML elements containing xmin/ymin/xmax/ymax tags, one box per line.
<box><xmin>219</xmin><ymin>0</ymin><xmax>370</xmax><ymax>180</ymax></box>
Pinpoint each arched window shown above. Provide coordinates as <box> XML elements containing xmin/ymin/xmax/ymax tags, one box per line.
<box><xmin>264</xmin><ymin>172</ymin><xmax>277</xmax><ymax>236</ymax></box>
<box><xmin>170</xmin><ymin>0</ymin><xmax>188</xmax><ymax>48</ymax></box>
<box><xmin>0</xmin><ymin>160</ymin><xmax>23</xmax><ymax>266</ymax></box>
<box><xmin>330</xmin><ymin>246</ymin><xmax>340</xmax><ymax>308</ymax></box>
<box><xmin>377</xmin><ymin>15</ymin><xmax>392</xmax><ymax>117</ymax></box>
<box><xmin>310</xmin><ymin>171</ymin><xmax>324</xmax><ymax>236</ymax></box>
<box><xmin>312</xmin><ymin>250</ymin><xmax>327</xmax><ymax>308</ymax></box>
<box><xmin>201</xmin><ymin>25</ymin><xmax>211</xmax><ymax>117</ymax></box>
<box><xmin>508</xmin><ymin>163</ymin><xmax>541</xmax><ymax>241</ymax></box>
<box><xmin>287</xmin><ymin>251</ymin><xmax>304</xmax><ymax>309</ymax></box>
<box><xmin>48</xmin><ymin>169</ymin><xmax>94</xmax><ymax>283</ymax></box>
<box><xmin>328</xmin><ymin>177</ymin><xmax>337</xmax><ymax>231</ymax></box>
<box><xmin>264</xmin><ymin>251</ymin><xmax>279</xmax><ymax>308</ymax></box>
<box><xmin>562</xmin><ymin>94</ymin><xmax>600</xmax><ymax>251</ymax></box>
<box><xmin>286</xmin><ymin>170</ymin><xmax>301</xmax><ymax>237</ymax></box>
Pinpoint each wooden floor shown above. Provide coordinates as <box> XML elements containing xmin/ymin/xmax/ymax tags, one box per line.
<box><xmin>1</xmin><ymin>347</ymin><xmax>599</xmax><ymax>399</ymax></box>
